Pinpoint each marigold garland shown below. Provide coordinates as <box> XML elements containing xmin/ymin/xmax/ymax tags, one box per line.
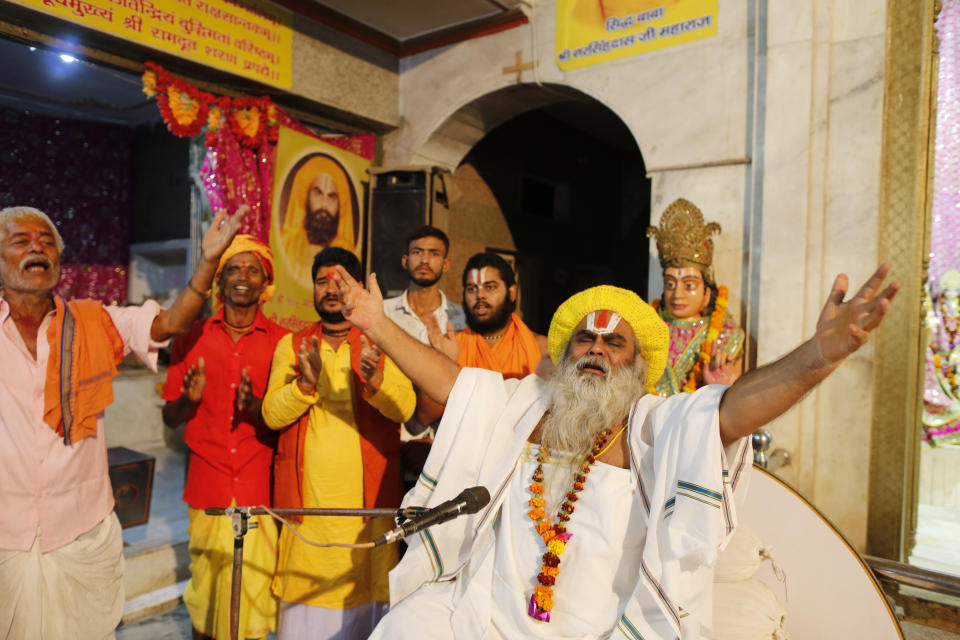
<box><xmin>683</xmin><ymin>285</ymin><xmax>729</xmax><ymax>392</ymax></box>
<box><xmin>140</xmin><ymin>62</ymin><xmax>278</xmax><ymax>148</ymax></box>
<box><xmin>526</xmin><ymin>427</ymin><xmax>614</xmax><ymax>622</ymax></box>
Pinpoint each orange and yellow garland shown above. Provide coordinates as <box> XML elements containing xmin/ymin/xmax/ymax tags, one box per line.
<box><xmin>683</xmin><ymin>285</ymin><xmax>729</xmax><ymax>392</ymax></box>
<box><xmin>141</xmin><ymin>62</ymin><xmax>279</xmax><ymax>148</ymax></box>
<box><xmin>526</xmin><ymin>426</ymin><xmax>619</xmax><ymax>622</ymax></box>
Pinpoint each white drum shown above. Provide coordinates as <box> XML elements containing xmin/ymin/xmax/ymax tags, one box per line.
<box><xmin>738</xmin><ymin>466</ymin><xmax>903</xmax><ymax>639</ymax></box>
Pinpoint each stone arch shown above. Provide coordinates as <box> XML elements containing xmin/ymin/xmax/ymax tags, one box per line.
<box><xmin>404</xmin><ymin>81</ymin><xmax>650</xmax><ymax>333</ymax></box>
<box><xmin>408</xmin><ymin>82</ymin><xmax>643</xmax><ymax>171</ymax></box>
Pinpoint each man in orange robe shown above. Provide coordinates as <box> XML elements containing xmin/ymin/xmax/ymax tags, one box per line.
<box><xmin>430</xmin><ymin>252</ymin><xmax>550</xmax><ymax>380</ymax></box>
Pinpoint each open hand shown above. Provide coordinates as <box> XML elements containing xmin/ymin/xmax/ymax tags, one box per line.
<box><xmin>331</xmin><ymin>267</ymin><xmax>385</xmax><ymax>333</ymax></box>
<box><xmin>297</xmin><ymin>336</ymin><xmax>323</xmax><ymax>393</ymax></box>
<box><xmin>201</xmin><ymin>205</ymin><xmax>249</xmax><ymax>263</ymax></box>
<box><xmin>181</xmin><ymin>357</ymin><xmax>206</xmax><ymax>403</ymax></box>
<box><xmin>815</xmin><ymin>263</ymin><xmax>901</xmax><ymax>365</ymax></box>
<box><xmin>236</xmin><ymin>367</ymin><xmax>261</xmax><ymax>415</ymax></box>
<box><xmin>426</xmin><ymin>316</ymin><xmax>459</xmax><ymax>362</ymax></box>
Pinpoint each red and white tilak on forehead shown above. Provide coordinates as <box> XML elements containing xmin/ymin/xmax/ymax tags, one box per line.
<box><xmin>585</xmin><ymin>310</ymin><xmax>622</xmax><ymax>335</ymax></box>
<box><xmin>468</xmin><ymin>268</ymin><xmax>488</xmax><ymax>287</ymax></box>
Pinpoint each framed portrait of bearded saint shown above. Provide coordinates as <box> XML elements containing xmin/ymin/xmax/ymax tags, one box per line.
<box><xmin>266</xmin><ymin>125</ymin><xmax>370</xmax><ymax>331</ymax></box>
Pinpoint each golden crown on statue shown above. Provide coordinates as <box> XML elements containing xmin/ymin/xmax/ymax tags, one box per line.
<box><xmin>646</xmin><ymin>198</ymin><xmax>722</xmax><ymax>270</ymax></box>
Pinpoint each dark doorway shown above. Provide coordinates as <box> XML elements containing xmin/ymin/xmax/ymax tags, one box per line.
<box><xmin>460</xmin><ymin>101</ymin><xmax>650</xmax><ymax>334</ymax></box>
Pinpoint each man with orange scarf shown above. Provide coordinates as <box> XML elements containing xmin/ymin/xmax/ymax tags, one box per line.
<box><xmin>430</xmin><ymin>252</ymin><xmax>551</xmax><ymax>381</ymax></box>
<box><xmin>0</xmin><ymin>204</ymin><xmax>245</xmax><ymax>639</ymax></box>
<box><xmin>262</xmin><ymin>247</ymin><xmax>415</xmax><ymax>640</ymax></box>
<box><xmin>162</xmin><ymin>235</ymin><xmax>288</xmax><ymax>640</ymax></box>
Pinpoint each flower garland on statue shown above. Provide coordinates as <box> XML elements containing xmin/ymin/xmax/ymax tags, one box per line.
<box><xmin>650</xmin><ymin>285</ymin><xmax>730</xmax><ymax>392</ymax></box>
<box><xmin>526</xmin><ymin>424</ymin><xmax>623</xmax><ymax>622</ymax></box>
<box><xmin>141</xmin><ymin>62</ymin><xmax>279</xmax><ymax>149</ymax></box>
<box><xmin>683</xmin><ymin>285</ymin><xmax>729</xmax><ymax>392</ymax></box>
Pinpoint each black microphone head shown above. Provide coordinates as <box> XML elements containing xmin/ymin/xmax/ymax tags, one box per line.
<box><xmin>462</xmin><ymin>486</ymin><xmax>491</xmax><ymax>514</ymax></box>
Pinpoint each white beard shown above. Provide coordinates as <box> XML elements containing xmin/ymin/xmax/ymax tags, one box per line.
<box><xmin>539</xmin><ymin>350</ymin><xmax>648</xmax><ymax>460</ymax></box>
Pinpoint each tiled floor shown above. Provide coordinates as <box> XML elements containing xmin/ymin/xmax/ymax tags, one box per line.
<box><xmin>912</xmin><ymin>503</ymin><xmax>960</xmax><ymax>578</ymax></box>
<box><xmin>116</xmin><ymin>604</ymin><xmax>193</xmax><ymax>640</ymax></box>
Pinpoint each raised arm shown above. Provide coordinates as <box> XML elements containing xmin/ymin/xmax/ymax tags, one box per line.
<box><xmin>332</xmin><ymin>266</ymin><xmax>461</xmax><ymax>405</ymax></box>
<box><xmin>718</xmin><ymin>264</ymin><xmax>901</xmax><ymax>446</ymax></box>
<box><xmin>150</xmin><ymin>206</ymin><xmax>247</xmax><ymax>342</ymax></box>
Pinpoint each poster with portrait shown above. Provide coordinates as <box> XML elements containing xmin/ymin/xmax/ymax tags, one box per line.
<box><xmin>264</xmin><ymin>125</ymin><xmax>369</xmax><ymax>330</ymax></box>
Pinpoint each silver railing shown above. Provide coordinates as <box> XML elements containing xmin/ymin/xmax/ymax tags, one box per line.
<box><xmin>751</xmin><ymin>429</ymin><xmax>791</xmax><ymax>471</ymax></box>
<box><xmin>864</xmin><ymin>555</ymin><xmax>960</xmax><ymax>599</ymax></box>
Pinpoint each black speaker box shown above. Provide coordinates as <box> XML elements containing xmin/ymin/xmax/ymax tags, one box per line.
<box><xmin>367</xmin><ymin>169</ymin><xmax>437</xmax><ymax>298</ymax></box>
<box><xmin>107</xmin><ymin>446</ymin><xmax>155</xmax><ymax>528</ymax></box>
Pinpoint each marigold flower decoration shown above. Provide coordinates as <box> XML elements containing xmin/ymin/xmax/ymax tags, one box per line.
<box><xmin>140</xmin><ymin>63</ymin><xmax>281</xmax><ymax>148</ymax></box>
<box><xmin>145</xmin><ymin>62</ymin><xmax>213</xmax><ymax>139</ymax></box>
<box><xmin>228</xmin><ymin>97</ymin><xmax>269</xmax><ymax>149</ymax></box>
<box><xmin>683</xmin><ymin>285</ymin><xmax>729</xmax><ymax>392</ymax></box>
<box><xmin>205</xmin><ymin>97</ymin><xmax>231</xmax><ymax>146</ymax></box>
<box><xmin>141</xmin><ymin>69</ymin><xmax>157</xmax><ymax>98</ymax></box>
<box><xmin>525</xmin><ymin>427</ymin><xmax>613</xmax><ymax>622</ymax></box>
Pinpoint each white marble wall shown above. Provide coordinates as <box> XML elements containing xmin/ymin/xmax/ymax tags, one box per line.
<box><xmin>387</xmin><ymin>0</ymin><xmax>888</xmax><ymax>550</ymax></box>
<box><xmin>757</xmin><ymin>0</ymin><xmax>886</xmax><ymax>549</ymax></box>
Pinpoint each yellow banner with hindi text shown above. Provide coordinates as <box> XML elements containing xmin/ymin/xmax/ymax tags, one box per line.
<box><xmin>9</xmin><ymin>0</ymin><xmax>292</xmax><ymax>88</ymax></box>
<box><xmin>556</xmin><ymin>0</ymin><xmax>718</xmax><ymax>70</ymax></box>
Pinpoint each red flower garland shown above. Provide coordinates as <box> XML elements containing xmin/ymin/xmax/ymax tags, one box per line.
<box><xmin>141</xmin><ymin>62</ymin><xmax>279</xmax><ymax>148</ymax></box>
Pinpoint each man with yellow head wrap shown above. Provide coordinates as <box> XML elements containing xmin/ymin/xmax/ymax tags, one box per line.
<box><xmin>162</xmin><ymin>235</ymin><xmax>289</xmax><ymax>640</ymax></box>
<box><xmin>328</xmin><ymin>264</ymin><xmax>899</xmax><ymax>639</ymax></box>
<box><xmin>280</xmin><ymin>157</ymin><xmax>358</xmax><ymax>287</ymax></box>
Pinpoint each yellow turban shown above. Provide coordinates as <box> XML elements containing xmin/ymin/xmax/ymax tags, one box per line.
<box><xmin>212</xmin><ymin>235</ymin><xmax>276</xmax><ymax>310</ymax></box>
<box><xmin>547</xmin><ymin>285</ymin><xmax>669</xmax><ymax>393</ymax></box>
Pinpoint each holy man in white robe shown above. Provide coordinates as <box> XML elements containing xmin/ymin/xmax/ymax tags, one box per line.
<box><xmin>327</xmin><ymin>264</ymin><xmax>899</xmax><ymax>640</ymax></box>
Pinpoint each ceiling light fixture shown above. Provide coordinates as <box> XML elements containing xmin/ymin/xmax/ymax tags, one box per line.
<box><xmin>59</xmin><ymin>54</ymin><xmax>76</xmax><ymax>63</ymax></box>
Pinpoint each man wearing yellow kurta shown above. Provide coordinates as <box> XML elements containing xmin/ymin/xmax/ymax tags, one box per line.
<box><xmin>262</xmin><ymin>248</ymin><xmax>415</xmax><ymax>640</ymax></box>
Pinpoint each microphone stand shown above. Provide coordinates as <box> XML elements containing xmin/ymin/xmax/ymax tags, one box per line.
<box><xmin>203</xmin><ymin>505</ymin><xmax>428</xmax><ymax>640</ymax></box>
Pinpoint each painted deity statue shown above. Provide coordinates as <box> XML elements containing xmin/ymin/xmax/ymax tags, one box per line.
<box><xmin>923</xmin><ymin>269</ymin><xmax>960</xmax><ymax>446</ymax></box>
<box><xmin>646</xmin><ymin>198</ymin><xmax>744</xmax><ymax>396</ymax></box>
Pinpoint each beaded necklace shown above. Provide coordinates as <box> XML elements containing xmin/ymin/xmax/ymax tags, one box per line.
<box><xmin>525</xmin><ymin>421</ymin><xmax>627</xmax><ymax>622</ymax></box>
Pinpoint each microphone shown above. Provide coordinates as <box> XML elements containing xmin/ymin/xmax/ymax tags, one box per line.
<box><xmin>373</xmin><ymin>486</ymin><xmax>490</xmax><ymax>547</ymax></box>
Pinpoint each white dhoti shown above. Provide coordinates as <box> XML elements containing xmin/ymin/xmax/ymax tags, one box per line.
<box><xmin>369</xmin><ymin>582</ymin><xmax>456</xmax><ymax>640</ymax></box>
<box><xmin>277</xmin><ymin>599</ymin><xmax>389</xmax><ymax>640</ymax></box>
<box><xmin>0</xmin><ymin>513</ymin><xmax>124</xmax><ymax>640</ymax></box>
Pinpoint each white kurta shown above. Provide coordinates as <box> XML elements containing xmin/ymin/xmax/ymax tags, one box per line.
<box><xmin>488</xmin><ymin>444</ymin><xmax>646</xmax><ymax>639</ymax></box>
<box><xmin>372</xmin><ymin>368</ymin><xmax>752</xmax><ymax>640</ymax></box>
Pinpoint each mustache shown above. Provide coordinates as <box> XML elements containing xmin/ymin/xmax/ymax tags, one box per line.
<box><xmin>20</xmin><ymin>255</ymin><xmax>53</xmax><ymax>270</ymax></box>
<box><xmin>308</xmin><ymin>207</ymin><xmax>337</xmax><ymax>220</ymax></box>
<box><xmin>576</xmin><ymin>356</ymin><xmax>610</xmax><ymax>375</ymax></box>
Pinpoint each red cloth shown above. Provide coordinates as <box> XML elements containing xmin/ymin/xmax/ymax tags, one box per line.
<box><xmin>162</xmin><ymin>308</ymin><xmax>289</xmax><ymax>509</ymax></box>
<box><xmin>273</xmin><ymin>326</ymin><xmax>404</xmax><ymax>522</ymax></box>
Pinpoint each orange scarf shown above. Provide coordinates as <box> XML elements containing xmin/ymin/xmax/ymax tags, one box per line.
<box><xmin>456</xmin><ymin>313</ymin><xmax>541</xmax><ymax>379</ymax></box>
<box><xmin>43</xmin><ymin>297</ymin><xmax>124</xmax><ymax>445</ymax></box>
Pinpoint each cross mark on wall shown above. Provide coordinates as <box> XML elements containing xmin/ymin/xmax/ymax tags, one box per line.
<box><xmin>502</xmin><ymin>50</ymin><xmax>537</xmax><ymax>83</ymax></box>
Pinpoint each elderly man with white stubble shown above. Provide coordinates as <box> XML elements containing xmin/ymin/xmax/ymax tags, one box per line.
<box><xmin>0</xmin><ymin>204</ymin><xmax>246</xmax><ymax>639</ymax></box>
